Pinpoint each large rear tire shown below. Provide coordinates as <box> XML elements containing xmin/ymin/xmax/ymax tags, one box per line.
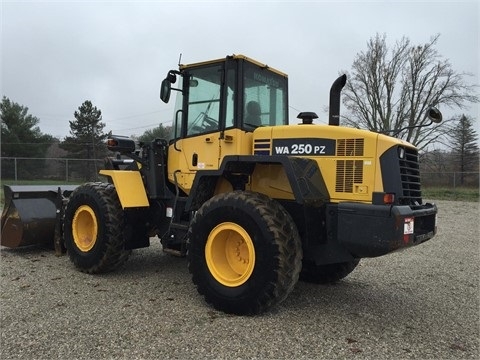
<box><xmin>187</xmin><ymin>191</ymin><xmax>302</xmax><ymax>315</ymax></box>
<box><xmin>64</xmin><ymin>182</ymin><xmax>130</xmax><ymax>274</ymax></box>
<box><xmin>300</xmin><ymin>259</ymin><xmax>360</xmax><ymax>284</ymax></box>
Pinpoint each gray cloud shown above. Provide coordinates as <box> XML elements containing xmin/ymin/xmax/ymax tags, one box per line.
<box><xmin>1</xmin><ymin>1</ymin><xmax>478</xmax><ymax>138</ymax></box>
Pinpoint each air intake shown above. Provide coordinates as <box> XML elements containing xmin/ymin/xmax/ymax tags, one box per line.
<box><xmin>336</xmin><ymin>160</ymin><xmax>363</xmax><ymax>193</ymax></box>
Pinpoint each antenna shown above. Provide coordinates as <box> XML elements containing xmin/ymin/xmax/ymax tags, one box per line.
<box><xmin>178</xmin><ymin>53</ymin><xmax>182</xmax><ymax>66</ymax></box>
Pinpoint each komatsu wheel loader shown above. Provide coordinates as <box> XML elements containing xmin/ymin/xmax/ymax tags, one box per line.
<box><xmin>1</xmin><ymin>54</ymin><xmax>441</xmax><ymax>315</ymax></box>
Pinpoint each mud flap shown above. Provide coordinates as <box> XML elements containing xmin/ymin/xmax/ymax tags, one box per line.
<box><xmin>1</xmin><ymin>185</ymin><xmax>78</xmax><ymax>250</ymax></box>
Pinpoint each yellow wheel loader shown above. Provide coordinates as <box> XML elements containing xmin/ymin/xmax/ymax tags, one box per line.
<box><xmin>1</xmin><ymin>54</ymin><xmax>441</xmax><ymax>315</ymax></box>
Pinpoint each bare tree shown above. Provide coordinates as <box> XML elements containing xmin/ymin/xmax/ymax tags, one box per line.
<box><xmin>343</xmin><ymin>34</ymin><xmax>479</xmax><ymax>150</ymax></box>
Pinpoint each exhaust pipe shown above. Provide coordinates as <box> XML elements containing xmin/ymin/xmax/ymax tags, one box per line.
<box><xmin>329</xmin><ymin>74</ymin><xmax>347</xmax><ymax>126</ymax></box>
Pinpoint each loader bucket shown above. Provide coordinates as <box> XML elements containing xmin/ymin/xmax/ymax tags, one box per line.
<box><xmin>1</xmin><ymin>185</ymin><xmax>78</xmax><ymax>248</ymax></box>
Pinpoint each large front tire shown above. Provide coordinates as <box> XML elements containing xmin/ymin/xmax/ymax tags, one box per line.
<box><xmin>64</xmin><ymin>182</ymin><xmax>130</xmax><ymax>274</ymax></box>
<box><xmin>187</xmin><ymin>191</ymin><xmax>302</xmax><ymax>315</ymax></box>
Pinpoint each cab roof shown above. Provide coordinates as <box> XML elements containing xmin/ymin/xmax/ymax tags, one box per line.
<box><xmin>179</xmin><ymin>54</ymin><xmax>288</xmax><ymax>78</ymax></box>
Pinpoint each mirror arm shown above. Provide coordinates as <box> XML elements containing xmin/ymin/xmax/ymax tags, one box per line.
<box><xmin>381</xmin><ymin>106</ymin><xmax>442</xmax><ymax>136</ymax></box>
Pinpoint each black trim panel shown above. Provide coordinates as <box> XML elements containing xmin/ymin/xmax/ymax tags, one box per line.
<box><xmin>336</xmin><ymin>202</ymin><xmax>437</xmax><ymax>258</ymax></box>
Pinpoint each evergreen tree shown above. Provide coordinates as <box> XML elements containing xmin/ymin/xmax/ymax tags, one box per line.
<box><xmin>447</xmin><ymin>114</ymin><xmax>479</xmax><ymax>185</ymax></box>
<box><xmin>60</xmin><ymin>100</ymin><xmax>109</xmax><ymax>181</ymax></box>
<box><xmin>0</xmin><ymin>96</ymin><xmax>54</xmax><ymax>179</ymax></box>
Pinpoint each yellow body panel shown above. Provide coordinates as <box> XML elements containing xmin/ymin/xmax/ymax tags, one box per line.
<box><xmin>214</xmin><ymin>177</ymin><xmax>234</xmax><ymax>194</ymax></box>
<box><xmin>250</xmin><ymin>164</ymin><xmax>294</xmax><ymax>200</ymax></box>
<box><xmin>168</xmin><ymin>129</ymin><xmax>253</xmax><ymax>194</ymax></box>
<box><xmin>254</xmin><ymin>124</ymin><xmax>409</xmax><ymax>203</ymax></box>
<box><xmin>99</xmin><ymin>170</ymin><xmax>149</xmax><ymax>208</ymax></box>
<box><xmin>167</xmin><ymin>121</ymin><xmax>410</xmax><ymax>204</ymax></box>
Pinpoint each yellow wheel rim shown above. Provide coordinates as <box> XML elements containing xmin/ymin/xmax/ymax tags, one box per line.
<box><xmin>205</xmin><ymin>222</ymin><xmax>255</xmax><ymax>287</ymax></box>
<box><xmin>72</xmin><ymin>205</ymin><xmax>98</xmax><ymax>252</ymax></box>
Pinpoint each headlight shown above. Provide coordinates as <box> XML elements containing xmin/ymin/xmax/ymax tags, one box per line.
<box><xmin>398</xmin><ymin>146</ymin><xmax>405</xmax><ymax>159</ymax></box>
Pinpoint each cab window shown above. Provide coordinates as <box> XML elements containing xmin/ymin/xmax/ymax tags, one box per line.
<box><xmin>243</xmin><ymin>63</ymin><xmax>288</xmax><ymax>128</ymax></box>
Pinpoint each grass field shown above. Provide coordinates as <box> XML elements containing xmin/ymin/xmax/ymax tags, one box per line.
<box><xmin>422</xmin><ymin>187</ymin><xmax>479</xmax><ymax>202</ymax></box>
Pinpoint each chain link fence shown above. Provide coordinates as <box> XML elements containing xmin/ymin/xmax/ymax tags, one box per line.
<box><xmin>1</xmin><ymin>156</ymin><xmax>479</xmax><ymax>192</ymax></box>
<box><xmin>1</xmin><ymin>157</ymin><xmax>106</xmax><ymax>183</ymax></box>
<box><xmin>421</xmin><ymin>172</ymin><xmax>479</xmax><ymax>189</ymax></box>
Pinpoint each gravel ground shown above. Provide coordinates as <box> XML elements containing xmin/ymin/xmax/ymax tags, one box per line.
<box><xmin>1</xmin><ymin>200</ymin><xmax>479</xmax><ymax>359</ymax></box>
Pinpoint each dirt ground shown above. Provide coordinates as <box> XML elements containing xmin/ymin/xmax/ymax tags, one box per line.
<box><xmin>1</xmin><ymin>200</ymin><xmax>479</xmax><ymax>359</ymax></box>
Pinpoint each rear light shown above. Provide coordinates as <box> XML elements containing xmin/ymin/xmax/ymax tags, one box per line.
<box><xmin>383</xmin><ymin>193</ymin><xmax>395</xmax><ymax>204</ymax></box>
<box><xmin>107</xmin><ymin>138</ymin><xmax>118</xmax><ymax>147</ymax></box>
<box><xmin>372</xmin><ymin>192</ymin><xmax>397</xmax><ymax>205</ymax></box>
<box><xmin>106</xmin><ymin>135</ymin><xmax>136</xmax><ymax>153</ymax></box>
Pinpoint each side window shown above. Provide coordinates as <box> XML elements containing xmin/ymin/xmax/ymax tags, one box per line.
<box><xmin>171</xmin><ymin>80</ymin><xmax>183</xmax><ymax>141</ymax></box>
<box><xmin>243</xmin><ymin>64</ymin><xmax>288</xmax><ymax>128</ymax></box>
<box><xmin>186</xmin><ymin>65</ymin><xmax>222</xmax><ymax>136</ymax></box>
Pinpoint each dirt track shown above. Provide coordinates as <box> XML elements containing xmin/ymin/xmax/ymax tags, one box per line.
<box><xmin>1</xmin><ymin>200</ymin><xmax>479</xmax><ymax>359</ymax></box>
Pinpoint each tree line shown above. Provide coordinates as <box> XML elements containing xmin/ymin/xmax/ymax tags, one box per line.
<box><xmin>0</xmin><ymin>98</ymin><xmax>171</xmax><ymax>181</ymax></box>
<box><xmin>1</xmin><ymin>33</ymin><xmax>478</xmax><ymax>184</ymax></box>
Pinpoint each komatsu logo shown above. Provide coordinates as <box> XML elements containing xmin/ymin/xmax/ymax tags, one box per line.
<box><xmin>253</xmin><ymin>72</ymin><xmax>280</xmax><ymax>88</ymax></box>
<box><xmin>272</xmin><ymin>138</ymin><xmax>336</xmax><ymax>156</ymax></box>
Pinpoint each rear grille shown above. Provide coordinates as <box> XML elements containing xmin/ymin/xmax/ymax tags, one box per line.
<box><xmin>399</xmin><ymin>148</ymin><xmax>422</xmax><ymax>203</ymax></box>
<box><xmin>335</xmin><ymin>139</ymin><xmax>364</xmax><ymax>193</ymax></box>
<box><xmin>336</xmin><ymin>160</ymin><xmax>363</xmax><ymax>193</ymax></box>
<box><xmin>337</xmin><ymin>138</ymin><xmax>364</xmax><ymax>156</ymax></box>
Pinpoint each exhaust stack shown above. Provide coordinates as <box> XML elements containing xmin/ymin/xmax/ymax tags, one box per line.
<box><xmin>329</xmin><ymin>74</ymin><xmax>347</xmax><ymax>126</ymax></box>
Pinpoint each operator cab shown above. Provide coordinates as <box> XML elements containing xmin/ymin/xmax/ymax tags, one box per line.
<box><xmin>161</xmin><ymin>55</ymin><xmax>289</xmax><ymax>140</ymax></box>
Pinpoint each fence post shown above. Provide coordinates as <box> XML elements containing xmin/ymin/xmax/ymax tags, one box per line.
<box><xmin>66</xmin><ymin>159</ymin><xmax>69</xmax><ymax>182</ymax></box>
<box><xmin>14</xmin><ymin>158</ymin><xmax>18</xmax><ymax>181</ymax></box>
<box><xmin>453</xmin><ymin>172</ymin><xmax>456</xmax><ymax>194</ymax></box>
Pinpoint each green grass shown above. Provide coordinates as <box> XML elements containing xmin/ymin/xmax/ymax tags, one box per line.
<box><xmin>422</xmin><ymin>187</ymin><xmax>479</xmax><ymax>202</ymax></box>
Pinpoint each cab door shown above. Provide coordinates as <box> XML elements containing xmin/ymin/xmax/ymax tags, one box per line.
<box><xmin>168</xmin><ymin>63</ymin><xmax>224</xmax><ymax>192</ymax></box>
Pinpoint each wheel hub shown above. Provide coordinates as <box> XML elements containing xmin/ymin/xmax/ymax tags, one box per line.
<box><xmin>205</xmin><ymin>222</ymin><xmax>255</xmax><ymax>287</ymax></box>
<box><xmin>72</xmin><ymin>205</ymin><xmax>98</xmax><ymax>252</ymax></box>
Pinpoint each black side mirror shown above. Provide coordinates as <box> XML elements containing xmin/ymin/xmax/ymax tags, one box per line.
<box><xmin>160</xmin><ymin>78</ymin><xmax>171</xmax><ymax>103</ymax></box>
<box><xmin>427</xmin><ymin>107</ymin><xmax>442</xmax><ymax>123</ymax></box>
<box><xmin>167</xmin><ymin>72</ymin><xmax>177</xmax><ymax>84</ymax></box>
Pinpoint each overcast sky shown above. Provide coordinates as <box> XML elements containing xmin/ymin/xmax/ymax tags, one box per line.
<box><xmin>1</xmin><ymin>0</ymin><xmax>478</xmax><ymax>139</ymax></box>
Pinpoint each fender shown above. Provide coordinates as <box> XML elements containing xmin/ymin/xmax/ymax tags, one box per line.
<box><xmin>185</xmin><ymin>155</ymin><xmax>330</xmax><ymax>211</ymax></box>
<box><xmin>99</xmin><ymin>170</ymin><xmax>149</xmax><ymax>208</ymax></box>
